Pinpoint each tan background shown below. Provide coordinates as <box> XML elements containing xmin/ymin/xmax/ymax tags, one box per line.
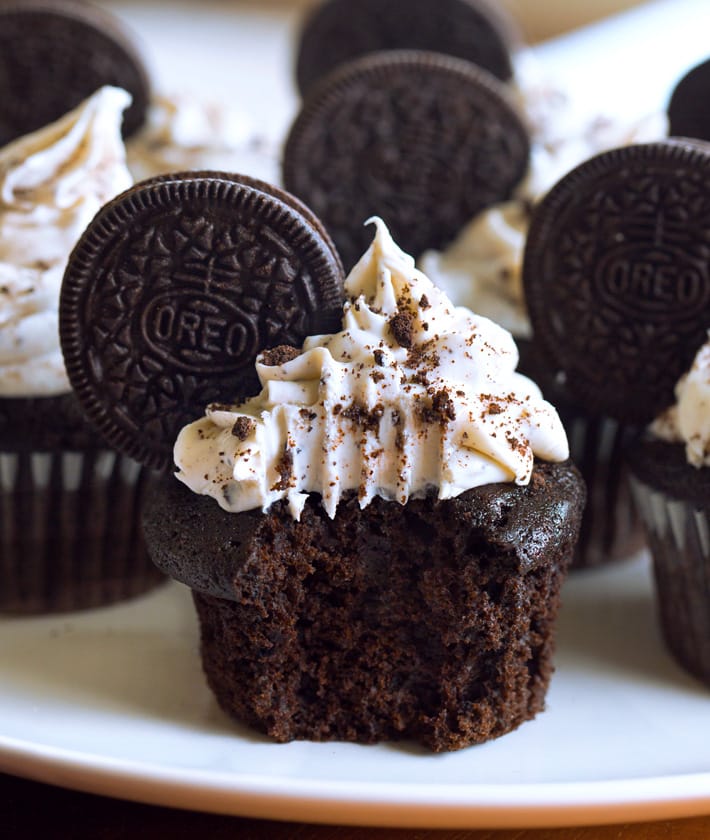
<box><xmin>500</xmin><ymin>0</ymin><xmax>647</xmax><ymax>41</ymax></box>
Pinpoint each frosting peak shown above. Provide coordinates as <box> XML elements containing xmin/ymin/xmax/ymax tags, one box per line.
<box><xmin>175</xmin><ymin>219</ymin><xmax>568</xmax><ymax>519</ymax></box>
<box><xmin>0</xmin><ymin>86</ymin><xmax>133</xmax><ymax>396</ymax></box>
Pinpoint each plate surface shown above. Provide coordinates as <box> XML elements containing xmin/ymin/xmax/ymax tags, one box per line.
<box><xmin>3</xmin><ymin>0</ymin><xmax>710</xmax><ymax>829</ymax></box>
<box><xmin>1</xmin><ymin>555</ymin><xmax>710</xmax><ymax>828</ymax></box>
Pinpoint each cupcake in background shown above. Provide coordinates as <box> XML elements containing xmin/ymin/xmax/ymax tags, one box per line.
<box><xmin>0</xmin><ymin>86</ymin><xmax>163</xmax><ymax>614</ymax></box>
<box><xmin>418</xmin><ymin>73</ymin><xmax>665</xmax><ymax>570</ymax></box>
<box><xmin>628</xmin><ymin>337</ymin><xmax>710</xmax><ymax>686</ymax></box>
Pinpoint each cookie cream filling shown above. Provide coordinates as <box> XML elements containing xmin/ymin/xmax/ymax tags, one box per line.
<box><xmin>0</xmin><ymin>86</ymin><xmax>133</xmax><ymax>396</ymax></box>
<box><xmin>420</xmin><ymin>56</ymin><xmax>668</xmax><ymax>336</ymax></box>
<box><xmin>126</xmin><ymin>93</ymin><xmax>279</xmax><ymax>185</ymax></box>
<box><xmin>650</xmin><ymin>336</ymin><xmax>710</xmax><ymax>468</ymax></box>
<box><xmin>174</xmin><ymin>218</ymin><xmax>569</xmax><ymax>520</ymax></box>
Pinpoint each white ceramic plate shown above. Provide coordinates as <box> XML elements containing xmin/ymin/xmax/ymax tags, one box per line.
<box><xmin>1</xmin><ymin>555</ymin><xmax>710</xmax><ymax>829</ymax></box>
<box><xmin>3</xmin><ymin>0</ymin><xmax>710</xmax><ymax>829</ymax></box>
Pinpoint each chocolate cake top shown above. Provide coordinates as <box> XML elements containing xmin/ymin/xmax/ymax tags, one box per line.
<box><xmin>174</xmin><ymin>218</ymin><xmax>569</xmax><ymax>520</ymax></box>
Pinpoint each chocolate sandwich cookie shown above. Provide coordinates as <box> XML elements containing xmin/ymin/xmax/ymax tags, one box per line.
<box><xmin>60</xmin><ymin>175</ymin><xmax>345</xmax><ymax>471</ymax></box>
<box><xmin>295</xmin><ymin>0</ymin><xmax>518</xmax><ymax>97</ymax></box>
<box><xmin>137</xmin><ymin>171</ymin><xmax>344</xmax><ymax>274</ymax></box>
<box><xmin>523</xmin><ymin>140</ymin><xmax>710</xmax><ymax>424</ymax></box>
<box><xmin>668</xmin><ymin>57</ymin><xmax>710</xmax><ymax>142</ymax></box>
<box><xmin>0</xmin><ymin>0</ymin><xmax>149</xmax><ymax>144</ymax></box>
<box><xmin>284</xmin><ymin>50</ymin><xmax>530</xmax><ymax>271</ymax></box>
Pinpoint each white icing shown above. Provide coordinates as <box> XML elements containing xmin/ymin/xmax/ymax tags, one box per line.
<box><xmin>175</xmin><ymin>219</ymin><xmax>569</xmax><ymax>520</ymax></box>
<box><xmin>651</xmin><ymin>335</ymin><xmax>710</xmax><ymax>468</ymax></box>
<box><xmin>126</xmin><ymin>93</ymin><xmax>280</xmax><ymax>185</ymax></box>
<box><xmin>420</xmin><ymin>54</ymin><xmax>668</xmax><ymax>335</ymax></box>
<box><xmin>0</xmin><ymin>86</ymin><xmax>133</xmax><ymax>396</ymax></box>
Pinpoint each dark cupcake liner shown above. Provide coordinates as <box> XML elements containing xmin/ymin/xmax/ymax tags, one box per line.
<box><xmin>516</xmin><ymin>337</ymin><xmax>645</xmax><ymax>569</ymax></box>
<box><xmin>0</xmin><ymin>448</ymin><xmax>164</xmax><ymax>614</ymax></box>
<box><xmin>561</xmin><ymin>411</ymin><xmax>645</xmax><ymax>569</ymax></box>
<box><xmin>629</xmin><ymin>474</ymin><xmax>710</xmax><ymax>686</ymax></box>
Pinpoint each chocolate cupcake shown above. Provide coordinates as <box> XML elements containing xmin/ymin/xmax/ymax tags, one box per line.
<box><xmin>137</xmin><ymin>217</ymin><xmax>585</xmax><ymax>750</ymax></box>
<box><xmin>627</xmin><ymin>338</ymin><xmax>710</xmax><ymax>686</ymax></box>
<box><xmin>0</xmin><ymin>87</ymin><xmax>161</xmax><ymax>613</ymax></box>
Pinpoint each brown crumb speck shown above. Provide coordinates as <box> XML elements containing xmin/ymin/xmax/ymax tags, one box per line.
<box><xmin>388</xmin><ymin>311</ymin><xmax>414</xmax><ymax>348</ymax></box>
<box><xmin>260</xmin><ymin>345</ymin><xmax>300</xmax><ymax>366</ymax></box>
<box><xmin>231</xmin><ymin>416</ymin><xmax>255</xmax><ymax>440</ymax></box>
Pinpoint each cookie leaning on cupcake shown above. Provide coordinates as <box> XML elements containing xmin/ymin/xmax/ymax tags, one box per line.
<box><xmin>59</xmin><ymin>172</ymin><xmax>585</xmax><ymax>750</ymax></box>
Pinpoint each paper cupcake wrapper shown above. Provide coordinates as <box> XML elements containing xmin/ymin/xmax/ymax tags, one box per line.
<box><xmin>629</xmin><ymin>474</ymin><xmax>710</xmax><ymax>685</ymax></box>
<box><xmin>561</xmin><ymin>411</ymin><xmax>645</xmax><ymax>569</ymax></box>
<box><xmin>0</xmin><ymin>448</ymin><xmax>163</xmax><ymax>614</ymax></box>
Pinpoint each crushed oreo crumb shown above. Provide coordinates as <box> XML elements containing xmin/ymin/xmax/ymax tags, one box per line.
<box><xmin>388</xmin><ymin>311</ymin><xmax>414</xmax><ymax>348</ymax></box>
<box><xmin>271</xmin><ymin>446</ymin><xmax>294</xmax><ymax>491</ymax></box>
<box><xmin>260</xmin><ymin>345</ymin><xmax>300</xmax><ymax>366</ymax></box>
<box><xmin>231</xmin><ymin>416</ymin><xmax>256</xmax><ymax>440</ymax></box>
<box><xmin>341</xmin><ymin>401</ymin><xmax>384</xmax><ymax>431</ymax></box>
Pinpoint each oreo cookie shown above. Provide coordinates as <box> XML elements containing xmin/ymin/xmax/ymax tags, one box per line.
<box><xmin>283</xmin><ymin>50</ymin><xmax>530</xmax><ymax>271</ymax></box>
<box><xmin>60</xmin><ymin>175</ymin><xmax>345</xmax><ymax>471</ymax></box>
<box><xmin>138</xmin><ymin>171</ymin><xmax>344</xmax><ymax>275</ymax></box>
<box><xmin>523</xmin><ymin>140</ymin><xmax>710</xmax><ymax>424</ymax></box>
<box><xmin>295</xmin><ymin>0</ymin><xmax>518</xmax><ymax>97</ymax></box>
<box><xmin>668</xmin><ymin>57</ymin><xmax>710</xmax><ymax>142</ymax></box>
<box><xmin>0</xmin><ymin>0</ymin><xmax>150</xmax><ymax>145</ymax></box>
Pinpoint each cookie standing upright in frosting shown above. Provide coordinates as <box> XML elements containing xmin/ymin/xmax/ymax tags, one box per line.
<box><xmin>132</xmin><ymin>218</ymin><xmax>585</xmax><ymax>750</ymax></box>
<box><xmin>0</xmin><ymin>86</ymin><xmax>165</xmax><ymax>614</ymax></box>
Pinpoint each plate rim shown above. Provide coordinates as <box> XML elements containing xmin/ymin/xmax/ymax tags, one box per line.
<box><xmin>2</xmin><ymin>735</ymin><xmax>710</xmax><ymax>829</ymax></box>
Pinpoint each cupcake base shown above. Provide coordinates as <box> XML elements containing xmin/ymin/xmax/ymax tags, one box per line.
<box><xmin>0</xmin><ymin>448</ymin><xmax>162</xmax><ymax>614</ymax></box>
<box><xmin>628</xmin><ymin>439</ymin><xmax>710</xmax><ymax>686</ymax></box>
<box><xmin>144</xmin><ymin>460</ymin><xmax>585</xmax><ymax>750</ymax></box>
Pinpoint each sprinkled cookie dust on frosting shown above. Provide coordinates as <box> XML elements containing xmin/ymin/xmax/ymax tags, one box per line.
<box><xmin>126</xmin><ymin>93</ymin><xmax>279</xmax><ymax>184</ymax></box>
<box><xmin>651</xmin><ymin>335</ymin><xmax>710</xmax><ymax>468</ymax></box>
<box><xmin>420</xmin><ymin>53</ymin><xmax>668</xmax><ymax>337</ymax></box>
<box><xmin>174</xmin><ymin>218</ymin><xmax>569</xmax><ymax>520</ymax></box>
<box><xmin>0</xmin><ymin>86</ymin><xmax>133</xmax><ymax>397</ymax></box>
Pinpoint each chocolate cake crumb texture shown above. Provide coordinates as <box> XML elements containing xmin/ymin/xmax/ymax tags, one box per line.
<box><xmin>144</xmin><ymin>460</ymin><xmax>585</xmax><ymax>750</ymax></box>
<box><xmin>284</xmin><ymin>50</ymin><xmax>530</xmax><ymax>271</ymax></box>
<box><xmin>59</xmin><ymin>176</ymin><xmax>344</xmax><ymax>472</ymax></box>
<box><xmin>0</xmin><ymin>0</ymin><xmax>150</xmax><ymax>144</ymax></box>
<box><xmin>295</xmin><ymin>0</ymin><xmax>518</xmax><ymax>96</ymax></box>
<box><xmin>523</xmin><ymin>140</ymin><xmax>710</xmax><ymax>424</ymax></box>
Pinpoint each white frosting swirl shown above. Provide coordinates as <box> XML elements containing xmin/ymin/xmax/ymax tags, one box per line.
<box><xmin>126</xmin><ymin>93</ymin><xmax>280</xmax><ymax>185</ymax></box>
<box><xmin>175</xmin><ymin>219</ymin><xmax>569</xmax><ymax>520</ymax></box>
<box><xmin>0</xmin><ymin>86</ymin><xmax>133</xmax><ymax>396</ymax></box>
<box><xmin>651</xmin><ymin>336</ymin><xmax>710</xmax><ymax>468</ymax></box>
<box><xmin>420</xmin><ymin>57</ymin><xmax>668</xmax><ymax>336</ymax></box>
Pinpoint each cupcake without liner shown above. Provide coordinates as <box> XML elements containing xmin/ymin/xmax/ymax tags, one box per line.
<box><xmin>419</xmin><ymin>59</ymin><xmax>666</xmax><ymax>568</ymax></box>
<box><xmin>627</xmin><ymin>337</ymin><xmax>710</xmax><ymax>686</ymax></box>
<box><xmin>144</xmin><ymin>219</ymin><xmax>586</xmax><ymax>750</ymax></box>
<box><xmin>0</xmin><ymin>86</ymin><xmax>162</xmax><ymax>614</ymax></box>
